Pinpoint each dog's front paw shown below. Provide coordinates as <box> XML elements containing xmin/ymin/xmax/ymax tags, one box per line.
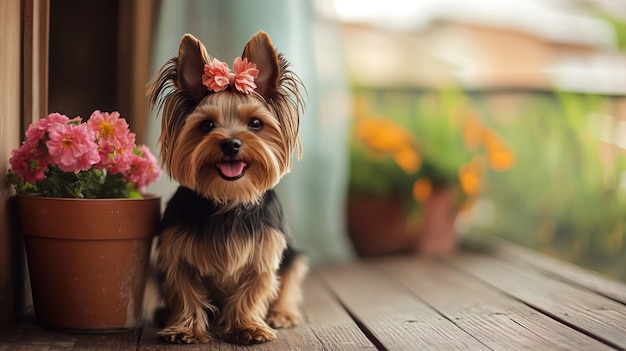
<box><xmin>158</xmin><ymin>326</ymin><xmax>212</xmax><ymax>344</ymax></box>
<box><xmin>267</xmin><ymin>309</ymin><xmax>302</xmax><ymax>329</ymax></box>
<box><xmin>223</xmin><ymin>325</ymin><xmax>277</xmax><ymax>344</ymax></box>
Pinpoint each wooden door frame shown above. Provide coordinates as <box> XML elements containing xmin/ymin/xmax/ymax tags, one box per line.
<box><xmin>0</xmin><ymin>0</ymin><xmax>49</xmax><ymax>323</ymax></box>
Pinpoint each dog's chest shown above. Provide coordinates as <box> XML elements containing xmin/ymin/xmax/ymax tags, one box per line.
<box><xmin>159</xmin><ymin>187</ymin><xmax>288</xmax><ymax>284</ymax></box>
<box><xmin>185</xmin><ymin>220</ymin><xmax>286</xmax><ymax>294</ymax></box>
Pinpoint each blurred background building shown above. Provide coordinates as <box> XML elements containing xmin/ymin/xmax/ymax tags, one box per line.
<box><xmin>326</xmin><ymin>0</ymin><xmax>626</xmax><ymax>93</ymax></box>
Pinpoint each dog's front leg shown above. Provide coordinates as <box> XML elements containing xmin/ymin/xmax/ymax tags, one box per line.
<box><xmin>220</xmin><ymin>270</ymin><xmax>279</xmax><ymax>345</ymax></box>
<box><xmin>219</xmin><ymin>229</ymin><xmax>287</xmax><ymax>344</ymax></box>
<box><xmin>157</xmin><ymin>230</ymin><xmax>215</xmax><ymax>344</ymax></box>
<box><xmin>158</xmin><ymin>264</ymin><xmax>215</xmax><ymax>343</ymax></box>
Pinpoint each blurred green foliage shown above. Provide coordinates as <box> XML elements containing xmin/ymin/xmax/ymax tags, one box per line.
<box><xmin>471</xmin><ymin>91</ymin><xmax>626</xmax><ymax>281</ymax></box>
<box><xmin>349</xmin><ymin>87</ymin><xmax>626</xmax><ymax>281</ymax></box>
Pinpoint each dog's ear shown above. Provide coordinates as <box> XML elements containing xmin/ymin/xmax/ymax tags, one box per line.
<box><xmin>241</xmin><ymin>31</ymin><xmax>281</xmax><ymax>99</ymax></box>
<box><xmin>178</xmin><ymin>34</ymin><xmax>210</xmax><ymax>101</ymax></box>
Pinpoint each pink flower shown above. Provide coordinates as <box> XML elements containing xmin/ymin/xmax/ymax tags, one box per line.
<box><xmin>203</xmin><ymin>58</ymin><xmax>232</xmax><ymax>93</ymax></box>
<box><xmin>25</xmin><ymin>112</ymin><xmax>75</xmax><ymax>143</ymax></box>
<box><xmin>232</xmin><ymin>57</ymin><xmax>258</xmax><ymax>94</ymax></box>
<box><xmin>46</xmin><ymin>123</ymin><xmax>100</xmax><ymax>173</ymax></box>
<box><xmin>9</xmin><ymin>140</ymin><xmax>48</xmax><ymax>184</ymax></box>
<box><xmin>87</xmin><ymin>110</ymin><xmax>136</xmax><ymax>174</ymax></box>
<box><xmin>8</xmin><ymin>109</ymin><xmax>162</xmax><ymax>198</ymax></box>
<box><xmin>202</xmin><ymin>57</ymin><xmax>258</xmax><ymax>94</ymax></box>
<box><xmin>124</xmin><ymin>145</ymin><xmax>162</xmax><ymax>191</ymax></box>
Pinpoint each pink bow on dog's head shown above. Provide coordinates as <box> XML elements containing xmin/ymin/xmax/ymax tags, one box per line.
<box><xmin>202</xmin><ymin>57</ymin><xmax>259</xmax><ymax>94</ymax></box>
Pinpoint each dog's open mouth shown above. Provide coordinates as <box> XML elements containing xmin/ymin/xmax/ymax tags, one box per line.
<box><xmin>216</xmin><ymin>161</ymin><xmax>248</xmax><ymax>181</ymax></box>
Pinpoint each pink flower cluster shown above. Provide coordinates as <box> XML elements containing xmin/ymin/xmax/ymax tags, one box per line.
<box><xmin>202</xmin><ymin>57</ymin><xmax>259</xmax><ymax>94</ymax></box>
<box><xmin>10</xmin><ymin>111</ymin><xmax>162</xmax><ymax>192</ymax></box>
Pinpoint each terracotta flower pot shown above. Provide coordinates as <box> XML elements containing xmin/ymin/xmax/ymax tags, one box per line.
<box><xmin>347</xmin><ymin>189</ymin><xmax>459</xmax><ymax>257</ymax></box>
<box><xmin>414</xmin><ymin>187</ymin><xmax>457</xmax><ymax>256</ymax></box>
<box><xmin>16</xmin><ymin>194</ymin><xmax>160</xmax><ymax>332</ymax></box>
<box><xmin>347</xmin><ymin>196</ymin><xmax>415</xmax><ymax>256</ymax></box>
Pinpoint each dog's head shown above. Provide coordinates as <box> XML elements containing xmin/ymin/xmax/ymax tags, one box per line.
<box><xmin>148</xmin><ymin>31</ymin><xmax>304</xmax><ymax>206</ymax></box>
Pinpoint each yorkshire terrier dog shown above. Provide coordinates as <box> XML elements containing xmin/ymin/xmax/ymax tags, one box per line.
<box><xmin>147</xmin><ymin>31</ymin><xmax>308</xmax><ymax>344</ymax></box>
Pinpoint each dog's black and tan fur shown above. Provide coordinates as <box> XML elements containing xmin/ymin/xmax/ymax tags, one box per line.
<box><xmin>147</xmin><ymin>31</ymin><xmax>308</xmax><ymax>345</ymax></box>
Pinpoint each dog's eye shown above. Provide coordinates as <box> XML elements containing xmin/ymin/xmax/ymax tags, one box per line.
<box><xmin>248</xmin><ymin>117</ymin><xmax>264</xmax><ymax>131</ymax></box>
<box><xmin>199</xmin><ymin>120</ymin><xmax>215</xmax><ymax>134</ymax></box>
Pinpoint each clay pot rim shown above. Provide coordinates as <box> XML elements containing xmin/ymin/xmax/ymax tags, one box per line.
<box><xmin>16</xmin><ymin>193</ymin><xmax>160</xmax><ymax>202</ymax></box>
<box><xmin>16</xmin><ymin>194</ymin><xmax>161</xmax><ymax>240</ymax></box>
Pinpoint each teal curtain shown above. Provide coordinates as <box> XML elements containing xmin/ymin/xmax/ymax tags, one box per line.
<box><xmin>146</xmin><ymin>0</ymin><xmax>354</xmax><ymax>264</ymax></box>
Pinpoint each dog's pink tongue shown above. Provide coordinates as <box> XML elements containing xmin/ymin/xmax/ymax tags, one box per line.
<box><xmin>217</xmin><ymin>161</ymin><xmax>246</xmax><ymax>178</ymax></box>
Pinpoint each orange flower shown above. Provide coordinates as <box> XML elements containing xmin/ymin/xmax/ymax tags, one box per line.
<box><xmin>462</xmin><ymin>115</ymin><xmax>485</xmax><ymax>150</ymax></box>
<box><xmin>355</xmin><ymin>117</ymin><xmax>421</xmax><ymax>174</ymax></box>
<box><xmin>458</xmin><ymin>156</ymin><xmax>485</xmax><ymax>196</ymax></box>
<box><xmin>412</xmin><ymin>177</ymin><xmax>432</xmax><ymax>203</ymax></box>
<box><xmin>487</xmin><ymin>146</ymin><xmax>516</xmax><ymax>171</ymax></box>
<box><xmin>393</xmin><ymin>147</ymin><xmax>421</xmax><ymax>173</ymax></box>
<box><xmin>481</xmin><ymin>130</ymin><xmax>515</xmax><ymax>171</ymax></box>
<box><xmin>355</xmin><ymin>117</ymin><xmax>414</xmax><ymax>153</ymax></box>
<box><xmin>481</xmin><ymin>129</ymin><xmax>503</xmax><ymax>150</ymax></box>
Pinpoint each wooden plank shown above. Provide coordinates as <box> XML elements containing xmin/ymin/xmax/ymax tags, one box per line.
<box><xmin>4</xmin><ymin>252</ymin><xmax>626</xmax><ymax>350</ymax></box>
<box><xmin>138</xmin><ymin>315</ymin><xmax>312</xmax><ymax>351</ymax></box>
<box><xmin>0</xmin><ymin>321</ymin><xmax>138</xmax><ymax>351</ymax></box>
<box><xmin>446</xmin><ymin>250</ymin><xmax>626</xmax><ymax>350</ymax></box>
<box><xmin>376</xmin><ymin>256</ymin><xmax>614</xmax><ymax>351</ymax></box>
<box><xmin>319</xmin><ymin>261</ymin><xmax>489</xmax><ymax>350</ymax></box>
<box><xmin>297</xmin><ymin>272</ymin><xmax>376</xmax><ymax>350</ymax></box>
<box><xmin>72</xmin><ymin>331</ymin><xmax>139</xmax><ymax>351</ymax></box>
<box><xmin>138</xmin><ymin>325</ymin><xmax>217</xmax><ymax>351</ymax></box>
<box><xmin>139</xmin><ymin>273</ymin><xmax>371</xmax><ymax>350</ymax></box>
<box><xmin>492</xmin><ymin>241</ymin><xmax>626</xmax><ymax>304</ymax></box>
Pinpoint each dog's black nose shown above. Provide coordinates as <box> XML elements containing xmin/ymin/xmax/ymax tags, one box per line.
<box><xmin>220</xmin><ymin>138</ymin><xmax>242</xmax><ymax>156</ymax></box>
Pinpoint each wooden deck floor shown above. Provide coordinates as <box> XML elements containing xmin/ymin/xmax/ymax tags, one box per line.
<box><xmin>1</xmin><ymin>242</ymin><xmax>625</xmax><ymax>350</ymax></box>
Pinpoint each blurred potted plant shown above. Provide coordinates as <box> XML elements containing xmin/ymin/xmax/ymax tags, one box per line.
<box><xmin>7</xmin><ymin>110</ymin><xmax>162</xmax><ymax>332</ymax></box>
<box><xmin>347</xmin><ymin>88</ymin><xmax>515</xmax><ymax>256</ymax></box>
